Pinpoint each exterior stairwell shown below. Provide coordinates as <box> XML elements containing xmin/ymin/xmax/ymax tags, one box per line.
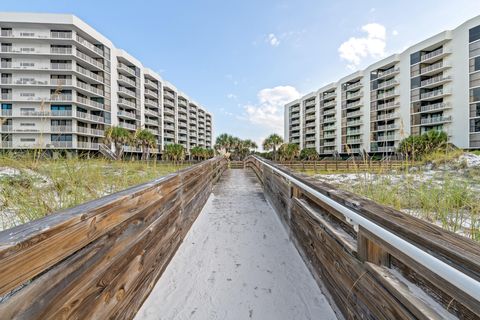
<box><xmin>99</xmin><ymin>143</ymin><xmax>118</xmax><ymax>160</ymax></box>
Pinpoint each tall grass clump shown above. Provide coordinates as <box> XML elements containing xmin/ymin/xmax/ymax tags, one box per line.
<box><xmin>0</xmin><ymin>154</ymin><xmax>190</xmax><ymax>230</ymax></box>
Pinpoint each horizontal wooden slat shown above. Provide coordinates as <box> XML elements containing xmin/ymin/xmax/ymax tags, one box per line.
<box><xmin>245</xmin><ymin>156</ymin><xmax>479</xmax><ymax>319</ymax></box>
<box><xmin>0</xmin><ymin>157</ymin><xmax>227</xmax><ymax>319</ymax></box>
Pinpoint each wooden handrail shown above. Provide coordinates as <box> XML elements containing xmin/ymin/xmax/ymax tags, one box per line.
<box><xmin>0</xmin><ymin>157</ymin><xmax>227</xmax><ymax>319</ymax></box>
<box><xmin>245</xmin><ymin>155</ymin><xmax>480</xmax><ymax>319</ymax></box>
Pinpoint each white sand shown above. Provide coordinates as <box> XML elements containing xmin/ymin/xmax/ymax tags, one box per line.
<box><xmin>135</xmin><ymin>169</ymin><xmax>337</xmax><ymax>320</ymax></box>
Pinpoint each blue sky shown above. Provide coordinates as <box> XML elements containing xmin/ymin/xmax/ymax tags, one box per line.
<box><xmin>3</xmin><ymin>0</ymin><xmax>480</xmax><ymax>146</ymax></box>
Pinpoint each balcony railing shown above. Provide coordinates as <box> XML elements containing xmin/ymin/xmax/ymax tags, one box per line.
<box><xmin>376</xmin><ymin>123</ymin><xmax>398</xmax><ymax>131</ymax></box>
<box><xmin>76</xmin><ymin>51</ymin><xmax>103</xmax><ymax>69</ymax></box>
<box><xmin>117</xmin><ymin>110</ymin><xmax>136</xmax><ymax>119</ymax></box>
<box><xmin>76</xmin><ymin>96</ymin><xmax>104</xmax><ymax>109</ymax></box>
<box><xmin>118</xmin><ymin>75</ymin><xmax>136</xmax><ymax>86</ymax></box>
<box><xmin>118</xmin><ymin>86</ymin><xmax>136</xmax><ymax>97</ymax></box>
<box><xmin>375</xmin><ymin>101</ymin><xmax>399</xmax><ymax>111</ymax></box>
<box><xmin>420</xmin><ymin>116</ymin><xmax>452</xmax><ymax>125</ymax></box>
<box><xmin>51</xmin><ymin>63</ymin><xmax>73</xmax><ymax>70</ymax></box>
<box><xmin>118</xmin><ymin>98</ymin><xmax>136</xmax><ymax>108</ymax></box>
<box><xmin>76</xmin><ymin>66</ymin><xmax>104</xmax><ymax>82</ymax></box>
<box><xmin>323</xmin><ymin>91</ymin><xmax>336</xmax><ymax>99</ymax></box>
<box><xmin>76</xmin><ymin>111</ymin><xmax>104</xmax><ymax>122</ymax></box>
<box><xmin>76</xmin><ymin>35</ymin><xmax>103</xmax><ymax>56</ymax></box>
<box><xmin>51</xmin><ymin>141</ymin><xmax>73</xmax><ymax>148</ymax></box>
<box><xmin>419</xmin><ymin>102</ymin><xmax>449</xmax><ymax>113</ymax></box>
<box><xmin>420</xmin><ymin>75</ymin><xmax>451</xmax><ymax>87</ymax></box>
<box><xmin>421</xmin><ymin>48</ymin><xmax>444</xmax><ymax>62</ymax></box>
<box><xmin>51</xmin><ymin>31</ymin><xmax>73</xmax><ymax>39</ymax></box>
<box><xmin>51</xmin><ymin>47</ymin><xmax>73</xmax><ymax>55</ymax></box>
<box><xmin>119</xmin><ymin>122</ymin><xmax>136</xmax><ymax>130</ymax></box>
<box><xmin>420</xmin><ymin>61</ymin><xmax>447</xmax><ymax>74</ymax></box>
<box><xmin>51</xmin><ymin>126</ymin><xmax>73</xmax><ymax>133</ymax></box>
<box><xmin>118</xmin><ymin>63</ymin><xmax>136</xmax><ymax>76</ymax></box>
<box><xmin>77</xmin><ymin>142</ymin><xmax>99</xmax><ymax>150</ymax></box>
<box><xmin>377</xmin><ymin>67</ymin><xmax>399</xmax><ymax>78</ymax></box>
<box><xmin>376</xmin><ymin>113</ymin><xmax>399</xmax><ymax>121</ymax></box>
<box><xmin>346</xmin><ymin>110</ymin><xmax>362</xmax><ymax>118</ymax></box>
<box><xmin>420</xmin><ymin>89</ymin><xmax>446</xmax><ymax>100</ymax></box>
<box><xmin>377</xmin><ymin>79</ymin><xmax>398</xmax><ymax>89</ymax></box>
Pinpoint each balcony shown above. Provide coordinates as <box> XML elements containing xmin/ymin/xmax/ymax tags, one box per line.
<box><xmin>76</xmin><ymin>35</ymin><xmax>104</xmax><ymax>57</ymax></box>
<box><xmin>51</xmin><ymin>141</ymin><xmax>73</xmax><ymax>148</ymax></box>
<box><xmin>118</xmin><ymin>98</ymin><xmax>136</xmax><ymax>109</ymax></box>
<box><xmin>420</xmin><ymin>89</ymin><xmax>450</xmax><ymax>100</ymax></box>
<box><xmin>345</xmin><ymin>101</ymin><xmax>361</xmax><ymax>109</ymax></box>
<box><xmin>75</xmin><ymin>51</ymin><xmax>103</xmax><ymax>70</ymax></box>
<box><xmin>418</xmin><ymin>102</ymin><xmax>450</xmax><ymax>113</ymax></box>
<box><xmin>305</xmin><ymin>114</ymin><xmax>316</xmax><ymax>121</ymax></box>
<box><xmin>346</xmin><ymin>129</ymin><xmax>360</xmax><ymax>135</ymax></box>
<box><xmin>420</xmin><ymin>62</ymin><xmax>449</xmax><ymax>76</ymax></box>
<box><xmin>305</xmin><ymin>100</ymin><xmax>316</xmax><ymax>107</ymax></box>
<box><xmin>376</xmin><ymin>113</ymin><xmax>399</xmax><ymax>121</ymax></box>
<box><xmin>144</xmin><ymin>98</ymin><xmax>158</xmax><ymax>108</ymax></box>
<box><xmin>118</xmin><ymin>63</ymin><xmax>136</xmax><ymax>76</ymax></box>
<box><xmin>76</xmin><ymin>66</ymin><xmax>104</xmax><ymax>83</ymax></box>
<box><xmin>51</xmin><ymin>47</ymin><xmax>73</xmax><ymax>55</ymax></box>
<box><xmin>346</xmin><ymin>138</ymin><xmax>362</xmax><ymax>144</ymax></box>
<box><xmin>76</xmin><ymin>81</ymin><xmax>104</xmax><ymax>96</ymax></box>
<box><xmin>346</xmin><ymin>110</ymin><xmax>362</xmax><ymax>118</ymax></box>
<box><xmin>377</xmin><ymin>79</ymin><xmax>398</xmax><ymax>90</ymax></box>
<box><xmin>76</xmin><ymin>97</ymin><xmax>104</xmax><ymax>110</ymax></box>
<box><xmin>164</xmin><ymin>91</ymin><xmax>175</xmax><ymax>100</ymax></box>
<box><xmin>119</xmin><ymin>122</ymin><xmax>136</xmax><ymax>130</ymax></box>
<box><xmin>118</xmin><ymin>86</ymin><xmax>136</xmax><ymax>98</ymax></box>
<box><xmin>52</xmin><ymin>63</ymin><xmax>73</xmax><ymax>71</ymax></box>
<box><xmin>144</xmin><ymin>79</ymin><xmax>157</xmax><ymax>89</ymax></box>
<box><xmin>346</xmin><ymin>120</ymin><xmax>362</xmax><ymax>127</ymax></box>
<box><xmin>323</xmin><ymin>108</ymin><xmax>336</xmax><ymax>116</ymax></box>
<box><xmin>376</xmin><ymin>123</ymin><xmax>398</xmax><ymax>131</ymax></box>
<box><xmin>420</xmin><ymin>116</ymin><xmax>452</xmax><ymax>125</ymax></box>
<box><xmin>51</xmin><ymin>31</ymin><xmax>73</xmax><ymax>39</ymax></box>
<box><xmin>1</xmin><ymin>93</ymin><xmax>12</xmax><ymax>100</ymax></box>
<box><xmin>323</xmin><ymin>133</ymin><xmax>336</xmax><ymax>139</ymax></box>
<box><xmin>420</xmin><ymin>75</ymin><xmax>451</xmax><ymax>88</ymax></box>
<box><xmin>376</xmin><ymin>101</ymin><xmax>399</xmax><ymax>111</ymax></box>
<box><xmin>1</xmin><ymin>125</ymin><xmax>13</xmax><ymax>132</ymax></box>
<box><xmin>377</xmin><ymin>90</ymin><xmax>399</xmax><ymax>100</ymax></box>
<box><xmin>117</xmin><ymin>110</ymin><xmax>136</xmax><ymax>120</ymax></box>
<box><xmin>1</xmin><ymin>110</ymin><xmax>12</xmax><ymax>116</ymax></box>
<box><xmin>118</xmin><ymin>75</ymin><xmax>136</xmax><ymax>87</ymax></box>
<box><xmin>376</xmin><ymin>135</ymin><xmax>398</xmax><ymax>141</ymax></box>
<box><xmin>145</xmin><ymin>118</ymin><xmax>158</xmax><ymax>126</ymax></box>
<box><xmin>420</xmin><ymin>48</ymin><xmax>448</xmax><ymax>63</ymax></box>
<box><xmin>51</xmin><ymin>126</ymin><xmax>73</xmax><ymax>133</ymax></box>
<box><xmin>76</xmin><ymin>111</ymin><xmax>104</xmax><ymax>123</ymax></box>
<box><xmin>323</xmin><ymin>91</ymin><xmax>336</xmax><ymax>100</ymax></box>
<box><xmin>323</xmin><ymin>100</ymin><xmax>336</xmax><ymax>108</ymax></box>
<box><xmin>145</xmin><ymin>89</ymin><xmax>158</xmax><ymax>98</ymax></box>
<box><xmin>77</xmin><ymin>142</ymin><xmax>99</xmax><ymax>150</ymax></box>
<box><xmin>377</xmin><ymin>146</ymin><xmax>396</xmax><ymax>152</ymax></box>
<box><xmin>377</xmin><ymin>68</ymin><xmax>399</xmax><ymax>79</ymax></box>
<box><xmin>346</xmin><ymin>91</ymin><xmax>362</xmax><ymax>100</ymax></box>
<box><xmin>145</xmin><ymin>108</ymin><xmax>159</xmax><ymax>117</ymax></box>
<box><xmin>76</xmin><ymin>126</ymin><xmax>104</xmax><ymax>136</ymax></box>
<box><xmin>345</xmin><ymin>82</ymin><xmax>362</xmax><ymax>91</ymax></box>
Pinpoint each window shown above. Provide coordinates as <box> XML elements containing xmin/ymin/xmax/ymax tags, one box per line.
<box><xmin>469</xmin><ymin>25</ymin><xmax>480</xmax><ymax>43</ymax></box>
<box><xmin>51</xmin><ymin>120</ymin><xmax>71</xmax><ymax>126</ymax></box>
<box><xmin>20</xmin><ymin>92</ymin><xmax>35</xmax><ymax>97</ymax></box>
<box><xmin>410</xmin><ymin>51</ymin><xmax>421</xmax><ymax>65</ymax></box>
<box><xmin>471</xmin><ymin>87</ymin><xmax>480</xmax><ymax>102</ymax></box>
<box><xmin>471</xmin><ymin>119</ymin><xmax>480</xmax><ymax>132</ymax></box>
<box><xmin>1</xmin><ymin>104</ymin><xmax>12</xmax><ymax>110</ymax></box>
<box><xmin>20</xmin><ymin>138</ymin><xmax>35</xmax><ymax>142</ymax></box>
<box><xmin>20</xmin><ymin>123</ymin><xmax>35</xmax><ymax>126</ymax></box>
<box><xmin>476</xmin><ymin>57</ymin><xmax>480</xmax><ymax>71</ymax></box>
<box><xmin>411</xmin><ymin>76</ymin><xmax>421</xmax><ymax>89</ymax></box>
<box><xmin>51</xmin><ymin>134</ymin><xmax>72</xmax><ymax>141</ymax></box>
<box><xmin>51</xmin><ymin>105</ymin><xmax>72</xmax><ymax>111</ymax></box>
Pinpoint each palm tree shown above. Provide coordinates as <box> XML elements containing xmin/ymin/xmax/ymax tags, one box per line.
<box><xmin>133</xmin><ymin>129</ymin><xmax>157</xmax><ymax>160</ymax></box>
<box><xmin>263</xmin><ymin>133</ymin><xmax>283</xmax><ymax>161</ymax></box>
<box><xmin>300</xmin><ymin>148</ymin><xmax>319</xmax><ymax>161</ymax></box>
<box><xmin>190</xmin><ymin>146</ymin><xmax>204</xmax><ymax>160</ymax></box>
<box><xmin>103</xmin><ymin>126</ymin><xmax>132</xmax><ymax>159</ymax></box>
<box><xmin>215</xmin><ymin>133</ymin><xmax>234</xmax><ymax>155</ymax></box>
<box><xmin>164</xmin><ymin>143</ymin><xmax>185</xmax><ymax>164</ymax></box>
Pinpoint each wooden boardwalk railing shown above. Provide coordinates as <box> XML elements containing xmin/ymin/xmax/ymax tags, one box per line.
<box><xmin>246</xmin><ymin>156</ymin><xmax>480</xmax><ymax>320</ymax></box>
<box><xmin>0</xmin><ymin>157</ymin><xmax>227</xmax><ymax>319</ymax></box>
<box><xmin>276</xmin><ymin>160</ymin><xmax>415</xmax><ymax>172</ymax></box>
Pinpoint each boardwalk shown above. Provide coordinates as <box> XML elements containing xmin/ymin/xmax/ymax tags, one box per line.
<box><xmin>135</xmin><ymin>169</ymin><xmax>337</xmax><ymax>320</ymax></box>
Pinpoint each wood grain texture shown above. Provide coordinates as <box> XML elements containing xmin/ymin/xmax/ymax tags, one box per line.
<box><xmin>245</xmin><ymin>156</ymin><xmax>480</xmax><ymax>320</ymax></box>
<box><xmin>0</xmin><ymin>157</ymin><xmax>227</xmax><ymax>319</ymax></box>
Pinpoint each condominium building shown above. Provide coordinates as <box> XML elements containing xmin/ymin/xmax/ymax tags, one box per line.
<box><xmin>285</xmin><ymin>15</ymin><xmax>480</xmax><ymax>154</ymax></box>
<box><xmin>0</xmin><ymin>12</ymin><xmax>213</xmax><ymax>155</ymax></box>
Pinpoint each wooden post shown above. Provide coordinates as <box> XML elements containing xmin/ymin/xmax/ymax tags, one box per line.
<box><xmin>357</xmin><ymin>227</ymin><xmax>390</xmax><ymax>267</ymax></box>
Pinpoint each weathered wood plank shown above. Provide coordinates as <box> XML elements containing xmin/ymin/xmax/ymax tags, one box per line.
<box><xmin>0</xmin><ymin>157</ymin><xmax>227</xmax><ymax>319</ymax></box>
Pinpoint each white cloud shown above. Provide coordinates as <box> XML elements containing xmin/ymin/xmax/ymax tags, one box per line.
<box><xmin>243</xmin><ymin>85</ymin><xmax>300</xmax><ymax>133</ymax></box>
<box><xmin>267</xmin><ymin>33</ymin><xmax>280</xmax><ymax>47</ymax></box>
<box><xmin>338</xmin><ymin>23</ymin><xmax>387</xmax><ymax>69</ymax></box>
<box><xmin>392</xmin><ymin>29</ymin><xmax>399</xmax><ymax>36</ymax></box>
<box><xmin>227</xmin><ymin>93</ymin><xmax>237</xmax><ymax>99</ymax></box>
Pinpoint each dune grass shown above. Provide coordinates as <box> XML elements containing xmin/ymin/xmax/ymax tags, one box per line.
<box><xmin>298</xmin><ymin>151</ymin><xmax>480</xmax><ymax>241</ymax></box>
<box><xmin>0</xmin><ymin>154</ymin><xmax>190</xmax><ymax>230</ymax></box>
